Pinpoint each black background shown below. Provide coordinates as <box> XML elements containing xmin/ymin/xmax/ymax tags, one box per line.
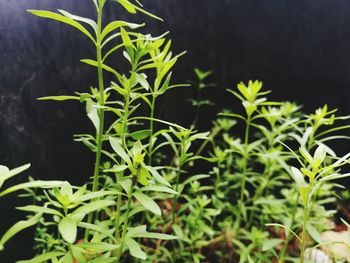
<box><xmin>1</xmin><ymin>0</ymin><xmax>350</xmax><ymax>261</ymax></box>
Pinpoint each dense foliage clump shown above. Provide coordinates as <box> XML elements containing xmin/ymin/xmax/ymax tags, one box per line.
<box><xmin>0</xmin><ymin>1</ymin><xmax>349</xmax><ymax>262</ymax></box>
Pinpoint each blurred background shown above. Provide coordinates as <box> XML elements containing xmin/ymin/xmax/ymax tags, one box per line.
<box><xmin>1</xmin><ymin>0</ymin><xmax>350</xmax><ymax>261</ymax></box>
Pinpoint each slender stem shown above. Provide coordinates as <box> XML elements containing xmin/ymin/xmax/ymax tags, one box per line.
<box><xmin>195</xmin><ymin>126</ymin><xmax>221</xmax><ymax>157</ymax></box>
<box><xmin>236</xmin><ymin>116</ymin><xmax>251</xmax><ymax>228</ymax></box>
<box><xmin>278</xmin><ymin>195</ymin><xmax>300</xmax><ymax>263</ymax></box>
<box><xmin>115</xmin><ymin>182</ymin><xmax>134</xmax><ymax>261</ymax></box>
<box><xmin>246</xmin><ymin>162</ymin><xmax>272</xmax><ymax>228</ymax></box>
<box><xmin>171</xmin><ymin>167</ymin><xmax>182</xmax><ymax>223</ymax></box>
<box><xmin>85</xmin><ymin>2</ymin><xmax>105</xmax><ymax>239</ymax></box>
<box><xmin>191</xmin><ymin>83</ymin><xmax>202</xmax><ymax>128</ymax></box>
<box><xmin>244</xmin><ymin>117</ymin><xmax>251</xmax><ymax>146</ymax></box>
<box><xmin>148</xmin><ymin>95</ymin><xmax>156</xmax><ymax>165</ymax></box>
<box><xmin>115</xmin><ymin>92</ymin><xmax>131</xmax><ymax>241</ymax></box>
<box><xmin>172</xmin><ymin>140</ymin><xmax>185</xmax><ymax>223</ymax></box>
<box><xmin>300</xmin><ymin>204</ymin><xmax>309</xmax><ymax>263</ymax></box>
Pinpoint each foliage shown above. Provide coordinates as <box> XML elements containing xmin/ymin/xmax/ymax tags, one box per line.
<box><xmin>0</xmin><ymin>0</ymin><xmax>349</xmax><ymax>262</ymax></box>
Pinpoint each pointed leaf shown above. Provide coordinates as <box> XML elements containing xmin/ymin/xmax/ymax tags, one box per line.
<box><xmin>28</xmin><ymin>10</ymin><xmax>95</xmax><ymax>43</ymax></box>
<box><xmin>125</xmin><ymin>238</ymin><xmax>147</xmax><ymax>260</ymax></box>
<box><xmin>133</xmin><ymin>192</ymin><xmax>161</xmax><ymax>215</ymax></box>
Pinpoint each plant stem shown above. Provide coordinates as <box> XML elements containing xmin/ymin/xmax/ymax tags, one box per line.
<box><xmin>171</xmin><ymin>168</ymin><xmax>182</xmax><ymax>223</ymax></box>
<box><xmin>172</xmin><ymin>140</ymin><xmax>185</xmax><ymax>223</ymax></box>
<box><xmin>278</xmin><ymin>194</ymin><xmax>300</xmax><ymax>263</ymax></box>
<box><xmin>236</xmin><ymin>116</ymin><xmax>251</xmax><ymax>228</ymax></box>
<box><xmin>191</xmin><ymin>83</ymin><xmax>202</xmax><ymax>128</ymax></box>
<box><xmin>115</xmin><ymin>92</ymin><xmax>131</xmax><ymax>241</ymax></box>
<box><xmin>148</xmin><ymin>95</ymin><xmax>156</xmax><ymax>165</ymax></box>
<box><xmin>195</xmin><ymin>126</ymin><xmax>221</xmax><ymax>157</ymax></box>
<box><xmin>246</xmin><ymin>162</ymin><xmax>272</xmax><ymax>228</ymax></box>
<box><xmin>85</xmin><ymin>2</ymin><xmax>105</xmax><ymax>239</ymax></box>
<box><xmin>115</xmin><ymin>182</ymin><xmax>134</xmax><ymax>262</ymax></box>
<box><xmin>300</xmin><ymin>204</ymin><xmax>309</xmax><ymax>263</ymax></box>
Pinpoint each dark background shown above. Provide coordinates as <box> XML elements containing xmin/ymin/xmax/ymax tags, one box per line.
<box><xmin>1</xmin><ymin>0</ymin><xmax>350</xmax><ymax>261</ymax></box>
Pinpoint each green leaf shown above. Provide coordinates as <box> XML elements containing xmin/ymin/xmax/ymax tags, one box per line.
<box><xmin>58</xmin><ymin>216</ymin><xmax>77</xmax><ymax>244</ymax></box>
<box><xmin>0</xmin><ymin>180</ymin><xmax>64</xmax><ymax>197</ymax></box>
<box><xmin>125</xmin><ymin>225</ymin><xmax>147</xmax><ymax>237</ymax></box>
<box><xmin>80</xmin><ymin>190</ymin><xmax>122</xmax><ymax>202</ymax></box>
<box><xmin>86</xmin><ymin>101</ymin><xmax>100</xmax><ymax>132</ymax></box>
<box><xmin>194</xmin><ymin>68</ymin><xmax>212</xmax><ymax>81</ymax></box>
<box><xmin>75</xmin><ymin>242</ymin><xmax>118</xmax><ymax>252</ymax></box>
<box><xmin>157</xmin><ymin>72</ymin><xmax>172</xmax><ymax>94</ymax></box>
<box><xmin>72</xmin><ymin>200</ymin><xmax>116</xmax><ymax>217</ymax></box>
<box><xmin>59</xmin><ymin>253</ymin><xmax>74</xmax><ymax>263</ymax></box>
<box><xmin>140</xmin><ymin>185</ymin><xmax>177</xmax><ymax>194</ymax></box>
<box><xmin>81</xmin><ymin>59</ymin><xmax>122</xmax><ymax>79</ymax></box>
<box><xmin>78</xmin><ymin>222</ymin><xmax>116</xmax><ymax>242</ymax></box>
<box><xmin>119</xmin><ymin>179</ymin><xmax>132</xmax><ymax>195</ymax></box>
<box><xmin>133</xmin><ymin>192</ymin><xmax>161</xmax><ymax>215</ymax></box>
<box><xmin>299</xmin><ymin>186</ymin><xmax>310</xmax><ymax>207</ymax></box>
<box><xmin>306</xmin><ymin>223</ymin><xmax>323</xmax><ymax>243</ymax></box>
<box><xmin>262</xmin><ymin>238</ymin><xmax>283</xmax><ymax>251</ymax></box>
<box><xmin>0</xmin><ymin>164</ymin><xmax>31</xmax><ymax>188</ymax></box>
<box><xmin>116</xmin><ymin>0</ymin><xmax>137</xmax><ymax>13</ymax></box>
<box><xmin>116</xmin><ymin>0</ymin><xmax>163</xmax><ymax>21</ymax></box>
<box><xmin>28</xmin><ymin>10</ymin><xmax>95</xmax><ymax>43</ymax></box>
<box><xmin>136</xmin><ymin>73</ymin><xmax>149</xmax><ymax>91</ymax></box>
<box><xmin>0</xmin><ymin>213</ymin><xmax>42</xmax><ymax>250</ymax></box>
<box><xmin>299</xmin><ymin>146</ymin><xmax>313</xmax><ymax>165</ymax></box>
<box><xmin>130</xmin><ymin>129</ymin><xmax>151</xmax><ymax>140</ymax></box>
<box><xmin>0</xmin><ymin>166</ymin><xmax>9</xmax><ymax>177</ymax></box>
<box><xmin>17</xmin><ymin>252</ymin><xmax>65</xmax><ymax>263</ymax></box>
<box><xmin>198</xmin><ymin>220</ymin><xmax>214</xmax><ymax>236</ymax></box>
<box><xmin>38</xmin><ymin>95</ymin><xmax>80</xmax><ymax>101</ymax></box>
<box><xmin>109</xmin><ymin>137</ymin><xmax>131</xmax><ymax>164</ymax></box>
<box><xmin>101</xmin><ymin>21</ymin><xmax>144</xmax><ymax>41</ymax></box>
<box><xmin>131</xmin><ymin>232</ymin><xmax>177</xmax><ymax>240</ymax></box>
<box><xmin>137</xmin><ymin>166</ymin><xmax>151</xmax><ymax>186</ymax></box>
<box><xmin>120</xmin><ymin>27</ymin><xmax>135</xmax><ymax>50</ymax></box>
<box><xmin>58</xmin><ymin>9</ymin><xmax>97</xmax><ymax>35</ymax></box>
<box><xmin>290</xmin><ymin>167</ymin><xmax>307</xmax><ymax>187</ymax></box>
<box><xmin>104</xmin><ymin>164</ymin><xmax>128</xmax><ymax>173</ymax></box>
<box><xmin>146</xmin><ymin>166</ymin><xmax>171</xmax><ymax>187</ymax></box>
<box><xmin>9</xmin><ymin>163</ymin><xmax>31</xmax><ymax>178</ymax></box>
<box><xmin>172</xmin><ymin>224</ymin><xmax>184</xmax><ymax>240</ymax></box>
<box><xmin>16</xmin><ymin>205</ymin><xmax>63</xmax><ymax>217</ymax></box>
<box><xmin>125</xmin><ymin>238</ymin><xmax>147</xmax><ymax>260</ymax></box>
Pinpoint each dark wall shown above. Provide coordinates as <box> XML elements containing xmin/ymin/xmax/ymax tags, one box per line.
<box><xmin>1</xmin><ymin>0</ymin><xmax>350</xmax><ymax>261</ymax></box>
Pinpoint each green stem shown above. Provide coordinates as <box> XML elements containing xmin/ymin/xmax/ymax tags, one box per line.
<box><xmin>172</xmin><ymin>140</ymin><xmax>185</xmax><ymax>223</ymax></box>
<box><xmin>236</xmin><ymin>116</ymin><xmax>251</xmax><ymax>228</ymax></box>
<box><xmin>278</xmin><ymin>195</ymin><xmax>300</xmax><ymax>263</ymax></box>
<box><xmin>148</xmin><ymin>95</ymin><xmax>156</xmax><ymax>165</ymax></box>
<box><xmin>300</xmin><ymin>204</ymin><xmax>309</xmax><ymax>263</ymax></box>
<box><xmin>85</xmin><ymin>2</ymin><xmax>105</xmax><ymax>239</ymax></box>
<box><xmin>191</xmin><ymin>83</ymin><xmax>202</xmax><ymax>128</ymax></box>
<box><xmin>115</xmin><ymin>182</ymin><xmax>134</xmax><ymax>261</ymax></box>
<box><xmin>246</xmin><ymin>162</ymin><xmax>272</xmax><ymax>228</ymax></box>
<box><xmin>115</xmin><ymin>92</ymin><xmax>131</xmax><ymax>241</ymax></box>
<box><xmin>195</xmin><ymin>126</ymin><xmax>221</xmax><ymax>157</ymax></box>
<box><xmin>172</xmin><ymin>165</ymin><xmax>182</xmax><ymax>223</ymax></box>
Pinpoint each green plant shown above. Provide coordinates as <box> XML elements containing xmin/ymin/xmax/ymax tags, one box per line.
<box><xmin>0</xmin><ymin>164</ymin><xmax>63</xmax><ymax>251</ymax></box>
<box><xmin>2</xmin><ymin>0</ymin><xmax>187</xmax><ymax>261</ymax></box>
<box><xmin>1</xmin><ymin>1</ymin><xmax>350</xmax><ymax>262</ymax></box>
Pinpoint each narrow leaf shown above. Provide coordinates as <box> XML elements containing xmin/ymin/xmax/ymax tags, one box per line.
<box><xmin>133</xmin><ymin>192</ymin><xmax>161</xmax><ymax>215</ymax></box>
<box><xmin>28</xmin><ymin>10</ymin><xmax>95</xmax><ymax>43</ymax></box>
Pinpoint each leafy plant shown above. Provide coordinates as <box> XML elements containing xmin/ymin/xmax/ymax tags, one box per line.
<box><xmin>0</xmin><ymin>1</ymin><xmax>349</xmax><ymax>262</ymax></box>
